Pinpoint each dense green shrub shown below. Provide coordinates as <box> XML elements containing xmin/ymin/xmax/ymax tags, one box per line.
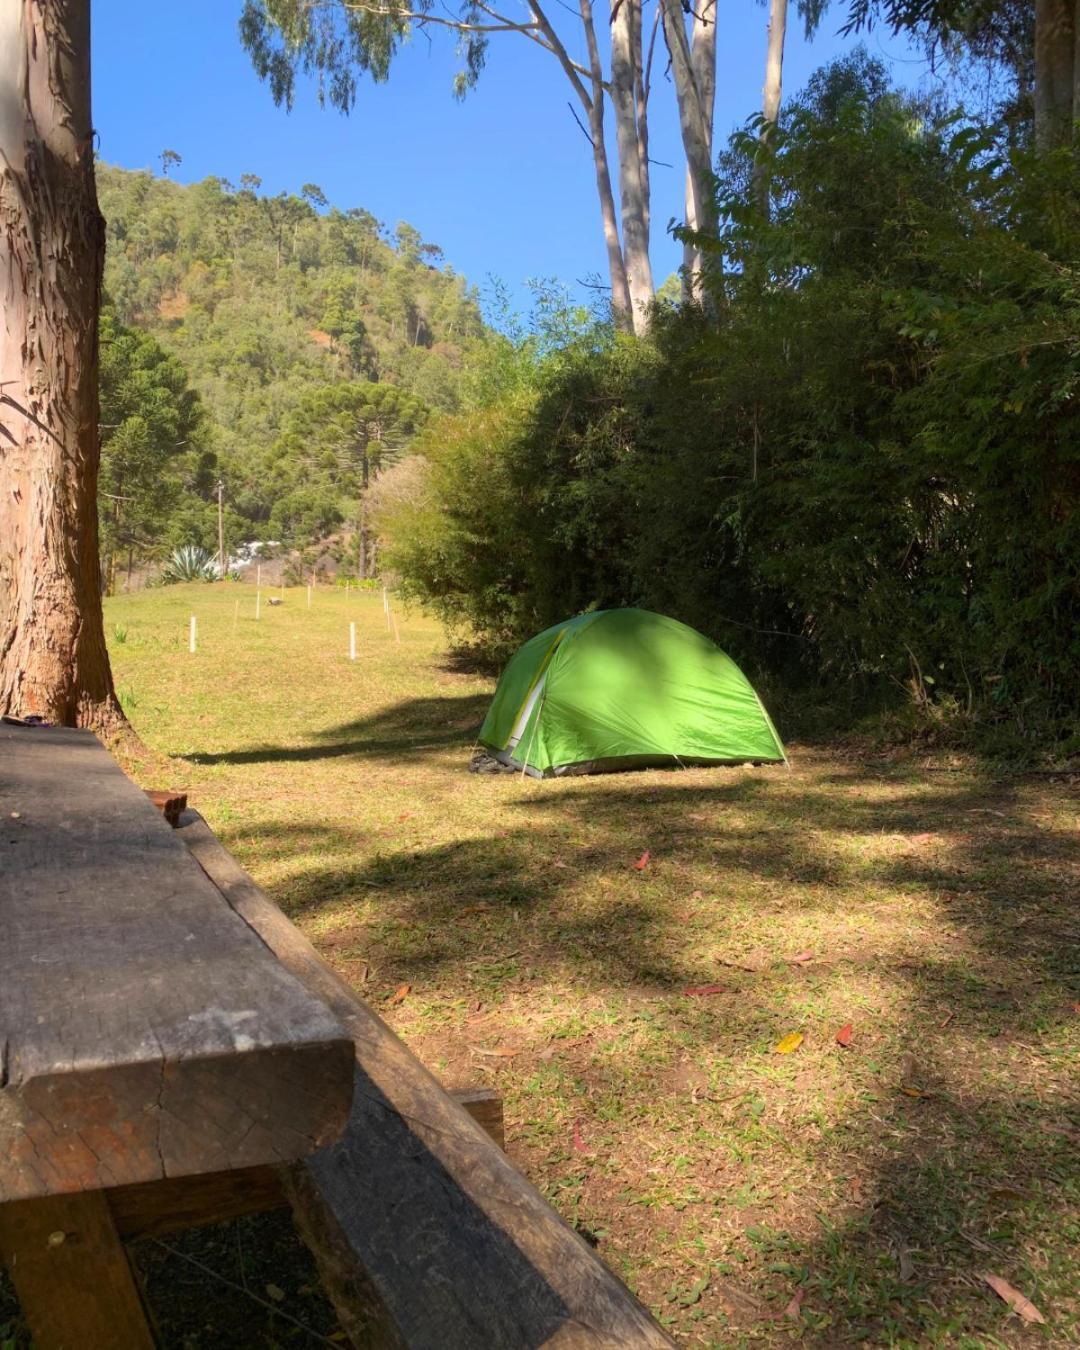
<box><xmin>378</xmin><ymin>56</ymin><xmax>1079</xmax><ymax>754</ymax></box>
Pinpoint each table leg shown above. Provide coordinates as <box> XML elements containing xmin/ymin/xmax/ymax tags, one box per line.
<box><xmin>0</xmin><ymin>1189</ymin><xmax>155</xmax><ymax>1349</ymax></box>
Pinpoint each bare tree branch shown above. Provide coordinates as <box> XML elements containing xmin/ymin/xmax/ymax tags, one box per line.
<box><xmin>567</xmin><ymin>99</ymin><xmax>595</xmax><ymax>145</ymax></box>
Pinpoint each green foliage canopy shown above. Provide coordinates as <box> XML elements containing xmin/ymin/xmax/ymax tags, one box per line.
<box><xmin>377</xmin><ymin>56</ymin><xmax>1080</xmax><ymax>753</ymax></box>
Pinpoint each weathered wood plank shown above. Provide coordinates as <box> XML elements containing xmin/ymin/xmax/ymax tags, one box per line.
<box><xmin>143</xmin><ymin>788</ymin><xmax>187</xmax><ymax>827</ymax></box>
<box><xmin>0</xmin><ymin>1188</ymin><xmax>155</xmax><ymax>1350</ymax></box>
<box><xmin>448</xmin><ymin>1087</ymin><xmax>505</xmax><ymax>1151</ymax></box>
<box><xmin>106</xmin><ymin>1164</ymin><xmax>287</xmax><ymax>1240</ymax></box>
<box><xmin>104</xmin><ymin>1090</ymin><xmax>500</xmax><ymax>1242</ymax></box>
<box><xmin>0</xmin><ymin>726</ymin><xmax>355</xmax><ymax>1202</ymax></box>
<box><xmin>179</xmin><ymin>811</ymin><xmax>674</xmax><ymax>1349</ymax></box>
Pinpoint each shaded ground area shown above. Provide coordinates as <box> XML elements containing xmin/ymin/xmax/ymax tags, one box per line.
<box><xmin>4</xmin><ymin>586</ymin><xmax>1076</xmax><ymax>1346</ymax></box>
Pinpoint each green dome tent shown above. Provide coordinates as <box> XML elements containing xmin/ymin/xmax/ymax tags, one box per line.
<box><xmin>478</xmin><ymin>608</ymin><xmax>786</xmax><ymax>777</ymax></box>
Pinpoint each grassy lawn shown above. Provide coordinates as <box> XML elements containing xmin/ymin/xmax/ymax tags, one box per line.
<box><xmin>14</xmin><ymin>581</ymin><xmax>1078</xmax><ymax>1347</ymax></box>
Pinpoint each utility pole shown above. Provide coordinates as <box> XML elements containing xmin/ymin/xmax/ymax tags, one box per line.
<box><xmin>216</xmin><ymin>478</ymin><xmax>226</xmax><ymax>581</ymax></box>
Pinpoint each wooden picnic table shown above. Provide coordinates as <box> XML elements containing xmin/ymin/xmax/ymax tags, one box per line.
<box><xmin>0</xmin><ymin>724</ymin><xmax>355</xmax><ymax>1346</ymax></box>
<box><xmin>0</xmin><ymin>724</ymin><xmax>673</xmax><ymax>1348</ymax></box>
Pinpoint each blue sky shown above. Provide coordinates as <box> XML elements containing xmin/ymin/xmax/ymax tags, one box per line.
<box><xmin>92</xmin><ymin>2</ymin><xmax>930</xmax><ymax>315</ymax></box>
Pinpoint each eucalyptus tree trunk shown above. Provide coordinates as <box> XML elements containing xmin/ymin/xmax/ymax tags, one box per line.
<box><xmin>661</xmin><ymin>0</ymin><xmax>717</xmax><ymax>306</ymax></box>
<box><xmin>1033</xmin><ymin>0</ymin><xmax>1076</xmax><ymax>148</ymax></box>
<box><xmin>681</xmin><ymin>0</ymin><xmax>717</xmax><ymax>302</ymax></box>
<box><xmin>754</xmin><ymin>0</ymin><xmax>788</xmax><ymax>215</ymax></box>
<box><xmin>631</xmin><ymin>0</ymin><xmax>652</xmax><ymax>252</ymax></box>
<box><xmin>589</xmin><ymin>118</ymin><xmax>635</xmax><ymax>329</ymax></box>
<box><xmin>610</xmin><ymin>0</ymin><xmax>655</xmax><ymax>330</ymax></box>
<box><xmin>0</xmin><ymin>0</ymin><xmax>126</xmax><ymax>734</ymax></box>
<box><xmin>529</xmin><ymin>0</ymin><xmax>634</xmax><ymax>326</ymax></box>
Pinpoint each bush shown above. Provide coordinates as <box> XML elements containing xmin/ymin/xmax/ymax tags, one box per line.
<box><xmin>376</xmin><ymin>56</ymin><xmax>1079</xmax><ymax>754</ymax></box>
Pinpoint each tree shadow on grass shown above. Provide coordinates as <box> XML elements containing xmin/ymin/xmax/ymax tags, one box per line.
<box><xmin>184</xmin><ymin>694</ymin><xmax>491</xmax><ymax>766</ymax></box>
<box><xmin>214</xmin><ymin>754</ymin><xmax>1078</xmax><ymax>1343</ymax></box>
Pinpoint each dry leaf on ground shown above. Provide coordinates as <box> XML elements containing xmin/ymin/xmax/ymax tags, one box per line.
<box><xmin>836</xmin><ymin>1023</ymin><xmax>853</xmax><ymax>1047</ymax></box>
<box><xmin>981</xmin><ymin>1273</ymin><xmax>1046</xmax><ymax>1324</ymax></box>
<box><xmin>633</xmin><ymin>850</ymin><xmax>651</xmax><ymax>870</ymax></box>
<box><xmin>389</xmin><ymin>982</ymin><xmax>411</xmax><ymax>1004</ymax></box>
<box><xmin>572</xmin><ymin>1119</ymin><xmax>587</xmax><ymax>1153</ymax></box>
<box><xmin>774</xmin><ymin>1032</ymin><xmax>804</xmax><ymax>1054</ymax></box>
<box><xmin>684</xmin><ymin>983</ymin><xmax>726</xmax><ymax>997</ymax></box>
<box><xmin>788</xmin><ymin>950</ymin><xmax>813</xmax><ymax>964</ymax></box>
<box><xmin>782</xmin><ymin>1288</ymin><xmax>805</xmax><ymax>1320</ymax></box>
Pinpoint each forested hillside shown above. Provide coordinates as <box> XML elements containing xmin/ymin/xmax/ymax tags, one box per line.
<box><xmin>97</xmin><ymin>163</ymin><xmax>485</xmax><ymax>574</ymax></box>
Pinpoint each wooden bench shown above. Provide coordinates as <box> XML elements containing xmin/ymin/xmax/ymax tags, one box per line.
<box><xmin>1</xmin><ymin>727</ymin><xmax>673</xmax><ymax>1347</ymax></box>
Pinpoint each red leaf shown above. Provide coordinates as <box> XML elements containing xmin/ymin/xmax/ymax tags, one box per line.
<box><xmin>835</xmin><ymin>1023</ymin><xmax>853</xmax><ymax>1047</ymax></box>
<box><xmin>788</xmin><ymin>950</ymin><xmax>813</xmax><ymax>964</ymax></box>
<box><xmin>389</xmin><ymin>983</ymin><xmax>411</xmax><ymax>1005</ymax></box>
<box><xmin>572</xmin><ymin>1119</ymin><xmax>587</xmax><ymax>1153</ymax></box>
<box><xmin>684</xmin><ymin>983</ymin><xmax>726</xmax><ymax>997</ymax></box>
<box><xmin>783</xmin><ymin>1288</ymin><xmax>805</xmax><ymax>1320</ymax></box>
<box><xmin>633</xmin><ymin>850</ymin><xmax>651</xmax><ymax>870</ymax></box>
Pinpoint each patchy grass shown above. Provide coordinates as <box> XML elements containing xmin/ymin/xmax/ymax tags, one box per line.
<box><xmin>9</xmin><ymin>582</ymin><xmax>1079</xmax><ymax>1347</ymax></box>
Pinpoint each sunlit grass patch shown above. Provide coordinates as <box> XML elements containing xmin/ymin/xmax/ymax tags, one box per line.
<box><xmin>90</xmin><ymin>581</ymin><xmax>1080</xmax><ymax>1346</ymax></box>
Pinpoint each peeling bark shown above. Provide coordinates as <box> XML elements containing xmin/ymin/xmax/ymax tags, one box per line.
<box><xmin>0</xmin><ymin>0</ymin><xmax>127</xmax><ymax>735</ymax></box>
<box><xmin>681</xmin><ymin>0</ymin><xmax>717</xmax><ymax>304</ymax></box>
<box><xmin>610</xmin><ymin>0</ymin><xmax>654</xmax><ymax>331</ymax></box>
<box><xmin>662</xmin><ymin>0</ymin><xmax>716</xmax><ymax>306</ymax></box>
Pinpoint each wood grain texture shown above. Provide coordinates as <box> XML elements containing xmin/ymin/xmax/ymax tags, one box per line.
<box><xmin>144</xmin><ymin>789</ymin><xmax>188</xmax><ymax>827</ymax></box>
<box><xmin>179</xmin><ymin>810</ymin><xmax>674</xmax><ymax>1349</ymax></box>
<box><xmin>106</xmin><ymin>1164</ymin><xmax>287</xmax><ymax>1239</ymax></box>
<box><xmin>0</xmin><ymin>1188</ymin><xmax>155</xmax><ymax>1350</ymax></box>
<box><xmin>448</xmin><ymin>1087</ymin><xmax>505</xmax><ymax>1151</ymax></box>
<box><xmin>0</xmin><ymin>726</ymin><xmax>354</xmax><ymax>1202</ymax></box>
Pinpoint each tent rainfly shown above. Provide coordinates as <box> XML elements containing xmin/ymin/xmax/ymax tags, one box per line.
<box><xmin>478</xmin><ymin>608</ymin><xmax>786</xmax><ymax>778</ymax></box>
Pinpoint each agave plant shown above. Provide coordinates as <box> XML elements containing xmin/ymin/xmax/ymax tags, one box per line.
<box><xmin>160</xmin><ymin>545</ymin><xmax>219</xmax><ymax>584</ymax></box>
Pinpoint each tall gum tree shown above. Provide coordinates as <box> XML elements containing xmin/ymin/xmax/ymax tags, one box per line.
<box><xmin>844</xmin><ymin>0</ymin><xmax>1075</xmax><ymax>150</ymax></box>
<box><xmin>0</xmin><ymin>0</ymin><xmax>127</xmax><ymax>734</ymax></box>
<box><xmin>239</xmin><ymin>0</ymin><xmax>722</xmax><ymax>334</ymax></box>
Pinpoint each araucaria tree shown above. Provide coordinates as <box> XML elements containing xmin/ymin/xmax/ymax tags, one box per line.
<box><xmin>0</xmin><ymin>0</ymin><xmax>126</xmax><ymax>733</ymax></box>
<box><xmin>239</xmin><ymin>0</ymin><xmax>720</xmax><ymax>332</ymax></box>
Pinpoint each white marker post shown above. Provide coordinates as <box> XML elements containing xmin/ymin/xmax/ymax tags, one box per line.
<box><xmin>383</xmin><ymin>587</ymin><xmax>391</xmax><ymax>631</ymax></box>
<box><xmin>189</xmin><ymin>615</ymin><xmax>197</xmax><ymax>653</ymax></box>
<box><xmin>391</xmin><ymin>612</ymin><xmax>401</xmax><ymax>645</ymax></box>
<box><xmin>256</xmin><ymin>563</ymin><xmax>262</xmax><ymax>589</ymax></box>
<box><xmin>349</xmin><ymin>622</ymin><xmax>357</xmax><ymax>661</ymax></box>
<box><xmin>255</xmin><ymin>590</ymin><xmax>261</xmax><ymax>620</ymax></box>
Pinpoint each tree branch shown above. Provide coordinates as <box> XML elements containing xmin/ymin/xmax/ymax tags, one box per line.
<box><xmin>567</xmin><ymin>99</ymin><xmax>595</xmax><ymax>145</ymax></box>
<box><xmin>343</xmin><ymin>0</ymin><xmax>538</xmax><ymax>35</ymax></box>
<box><xmin>342</xmin><ymin>0</ymin><xmax>600</xmax><ymax>89</ymax></box>
<box><xmin>528</xmin><ymin>0</ymin><xmax>596</xmax><ymax>108</ymax></box>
